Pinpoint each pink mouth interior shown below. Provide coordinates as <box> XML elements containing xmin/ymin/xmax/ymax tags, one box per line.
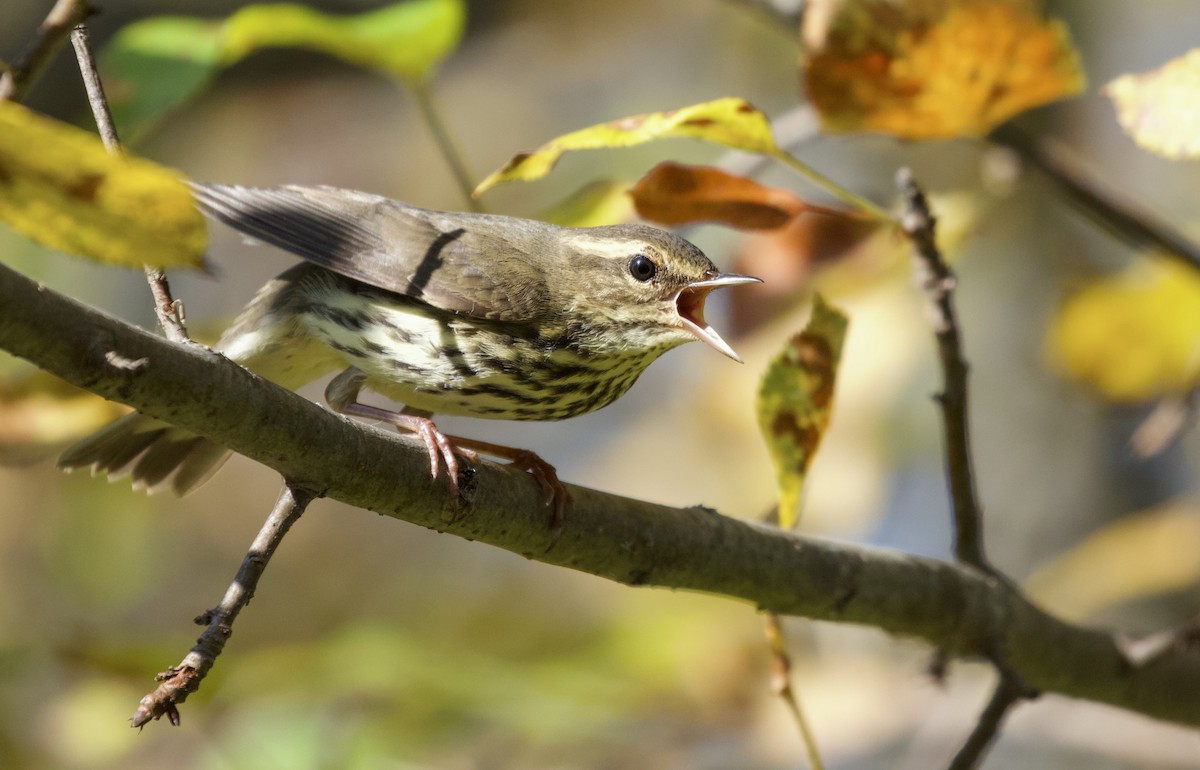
<box><xmin>676</xmin><ymin>285</ymin><xmax>710</xmax><ymax>330</ymax></box>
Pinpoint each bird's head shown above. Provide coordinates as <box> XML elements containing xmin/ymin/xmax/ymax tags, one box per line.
<box><xmin>560</xmin><ymin>224</ymin><xmax>761</xmax><ymax>361</ymax></box>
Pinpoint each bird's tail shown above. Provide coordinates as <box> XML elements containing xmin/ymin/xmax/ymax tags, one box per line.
<box><xmin>58</xmin><ymin>264</ymin><xmax>341</xmax><ymax>495</ymax></box>
<box><xmin>57</xmin><ymin>412</ymin><xmax>232</xmax><ymax>495</ymax></box>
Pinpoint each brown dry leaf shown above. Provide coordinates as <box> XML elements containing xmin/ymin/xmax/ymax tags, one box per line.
<box><xmin>803</xmin><ymin>0</ymin><xmax>1085</xmax><ymax>139</ymax></box>
<box><xmin>728</xmin><ymin>211</ymin><xmax>884</xmax><ymax>335</ymax></box>
<box><xmin>1105</xmin><ymin>48</ymin><xmax>1200</xmax><ymax>160</ymax></box>
<box><xmin>631</xmin><ymin>162</ymin><xmax>850</xmax><ymax>230</ymax></box>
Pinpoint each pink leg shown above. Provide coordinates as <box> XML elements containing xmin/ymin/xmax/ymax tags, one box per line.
<box><xmin>325</xmin><ymin>368</ymin><xmax>570</xmax><ymax>543</ymax></box>
<box><xmin>444</xmin><ymin>434</ymin><xmax>572</xmax><ymax>544</ymax></box>
<box><xmin>324</xmin><ymin>368</ymin><xmax>467</xmax><ymax>494</ymax></box>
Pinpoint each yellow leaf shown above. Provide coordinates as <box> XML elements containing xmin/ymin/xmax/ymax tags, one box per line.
<box><xmin>535</xmin><ymin>180</ymin><xmax>634</xmax><ymax>228</ymax></box>
<box><xmin>757</xmin><ymin>295</ymin><xmax>849</xmax><ymax>529</ymax></box>
<box><xmin>222</xmin><ymin>0</ymin><xmax>465</xmax><ymax>80</ymax></box>
<box><xmin>474</xmin><ymin>98</ymin><xmax>780</xmax><ymax>196</ymax></box>
<box><xmin>0</xmin><ymin>370</ymin><xmax>130</xmax><ymax>463</ymax></box>
<box><xmin>1105</xmin><ymin>48</ymin><xmax>1200</xmax><ymax>160</ymax></box>
<box><xmin>100</xmin><ymin>0</ymin><xmax>466</xmax><ymax>139</ymax></box>
<box><xmin>1025</xmin><ymin>503</ymin><xmax>1200</xmax><ymax>622</ymax></box>
<box><xmin>1046</xmin><ymin>258</ymin><xmax>1200</xmax><ymax>402</ymax></box>
<box><xmin>803</xmin><ymin>0</ymin><xmax>1085</xmax><ymax>139</ymax></box>
<box><xmin>0</xmin><ymin>101</ymin><xmax>207</xmax><ymax>269</ymax></box>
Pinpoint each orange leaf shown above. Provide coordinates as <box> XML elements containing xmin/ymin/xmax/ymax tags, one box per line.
<box><xmin>727</xmin><ymin>212</ymin><xmax>882</xmax><ymax>334</ymax></box>
<box><xmin>803</xmin><ymin>0</ymin><xmax>1085</xmax><ymax>139</ymax></box>
<box><xmin>632</xmin><ymin>162</ymin><xmax>812</xmax><ymax>229</ymax></box>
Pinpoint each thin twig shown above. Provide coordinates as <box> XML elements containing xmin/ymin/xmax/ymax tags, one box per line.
<box><xmin>945</xmin><ymin>677</ymin><xmax>1025</xmax><ymax>770</ymax></box>
<box><xmin>408</xmin><ymin>78</ymin><xmax>482</xmax><ymax>212</ymax></box>
<box><xmin>897</xmin><ymin>168</ymin><xmax>990</xmax><ymax>573</ymax></box>
<box><xmin>991</xmin><ymin>123</ymin><xmax>1200</xmax><ymax>272</ymax></box>
<box><xmin>764</xmin><ymin>613</ymin><xmax>824</xmax><ymax>770</ymax></box>
<box><xmin>899</xmin><ymin>170</ymin><xmax>1039</xmax><ymax>765</ymax></box>
<box><xmin>70</xmin><ymin>23</ymin><xmax>191</xmax><ymax>343</ymax></box>
<box><xmin>130</xmin><ymin>484</ymin><xmax>316</xmax><ymax>727</ymax></box>
<box><xmin>0</xmin><ymin>0</ymin><xmax>92</xmax><ymax>102</ymax></box>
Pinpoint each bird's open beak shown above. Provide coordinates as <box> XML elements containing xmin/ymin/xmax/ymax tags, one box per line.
<box><xmin>675</xmin><ymin>273</ymin><xmax>762</xmax><ymax>363</ymax></box>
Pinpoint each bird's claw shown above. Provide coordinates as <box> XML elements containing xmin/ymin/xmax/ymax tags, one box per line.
<box><xmin>504</xmin><ymin>449</ymin><xmax>572</xmax><ymax>547</ymax></box>
<box><xmin>408</xmin><ymin>419</ymin><xmax>478</xmax><ymax>499</ymax></box>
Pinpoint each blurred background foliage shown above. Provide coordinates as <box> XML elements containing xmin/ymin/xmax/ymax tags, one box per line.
<box><xmin>2</xmin><ymin>0</ymin><xmax>1200</xmax><ymax>767</ymax></box>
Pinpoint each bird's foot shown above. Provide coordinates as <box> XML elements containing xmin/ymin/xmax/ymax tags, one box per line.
<box><xmin>446</xmin><ymin>436</ymin><xmax>572</xmax><ymax>548</ymax></box>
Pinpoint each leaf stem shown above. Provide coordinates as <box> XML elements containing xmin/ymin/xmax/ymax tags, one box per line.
<box><xmin>771</xmin><ymin>148</ymin><xmax>894</xmax><ymax>223</ymax></box>
<box><xmin>765</xmin><ymin>613</ymin><xmax>825</xmax><ymax>770</ymax></box>
<box><xmin>407</xmin><ymin>77</ymin><xmax>481</xmax><ymax>212</ymax></box>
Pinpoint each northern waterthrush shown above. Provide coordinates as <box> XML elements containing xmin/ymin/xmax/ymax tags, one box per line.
<box><xmin>60</xmin><ymin>184</ymin><xmax>760</xmax><ymax>525</ymax></box>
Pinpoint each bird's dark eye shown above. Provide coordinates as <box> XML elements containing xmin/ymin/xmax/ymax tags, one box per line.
<box><xmin>628</xmin><ymin>254</ymin><xmax>657</xmax><ymax>282</ymax></box>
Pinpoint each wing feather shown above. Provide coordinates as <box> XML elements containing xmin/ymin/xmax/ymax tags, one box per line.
<box><xmin>190</xmin><ymin>183</ymin><xmax>557</xmax><ymax>322</ymax></box>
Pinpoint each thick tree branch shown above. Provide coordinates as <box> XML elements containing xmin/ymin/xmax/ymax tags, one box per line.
<box><xmin>130</xmin><ymin>484</ymin><xmax>315</xmax><ymax>728</ymax></box>
<box><xmin>2</xmin><ymin>261</ymin><xmax>1200</xmax><ymax>728</ymax></box>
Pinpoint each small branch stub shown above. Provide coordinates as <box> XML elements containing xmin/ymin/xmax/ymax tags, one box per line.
<box><xmin>130</xmin><ymin>484</ymin><xmax>315</xmax><ymax>727</ymax></box>
<box><xmin>896</xmin><ymin>168</ymin><xmax>990</xmax><ymax>573</ymax></box>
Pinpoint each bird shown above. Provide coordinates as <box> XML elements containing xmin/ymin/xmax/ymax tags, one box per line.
<box><xmin>59</xmin><ymin>183</ymin><xmax>761</xmax><ymax>527</ymax></box>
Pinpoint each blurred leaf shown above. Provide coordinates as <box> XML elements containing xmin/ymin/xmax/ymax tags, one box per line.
<box><xmin>1046</xmin><ymin>257</ymin><xmax>1200</xmax><ymax>402</ymax></box>
<box><xmin>101</xmin><ymin>17</ymin><xmax>226</xmax><ymax>142</ymax></box>
<box><xmin>757</xmin><ymin>295</ymin><xmax>849</xmax><ymax>529</ymax></box>
<box><xmin>728</xmin><ymin>209</ymin><xmax>883</xmax><ymax>335</ymax></box>
<box><xmin>803</xmin><ymin>0</ymin><xmax>1085</xmax><ymax>139</ymax></box>
<box><xmin>474</xmin><ymin>97</ymin><xmax>780</xmax><ymax>195</ymax></box>
<box><xmin>0</xmin><ymin>370</ymin><xmax>129</xmax><ymax>464</ymax></box>
<box><xmin>101</xmin><ymin>0</ymin><xmax>466</xmax><ymax>140</ymax></box>
<box><xmin>0</xmin><ymin>101</ymin><xmax>207</xmax><ymax>269</ymax></box>
<box><xmin>1105</xmin><ymin>48</ymin><xmax>1200</xmax><ymax>160</ymax></box>
<box><xmin>633</xmin><ymin>162</ymin><xmax>850</xmax><ymax>230</ymax></box>
<box><xmin>222</xmin><ymin>0</ymin><xmax>465</xmax><ymax>79</ymax></box>
<box><xmin>1025</xmin><ymin>503</ymin><xmax>1200</xmax><ymax>622</ymax></box>
<box><xmin>537</xmin><ymin>179</ymin><xmax>634</xmax><ymax>227</ymax></box>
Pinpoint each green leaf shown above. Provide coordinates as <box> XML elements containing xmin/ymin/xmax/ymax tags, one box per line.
<box><xmin>474</xmin><ymin>98</ymin><xmax>780</xmax><ymax>196</ymax></box>
<box><xmin>757</xmin><ymin>295</ymin><xmax>848</xmax><ymax>530</ymax></box>
<box><xmin>0</xmin><ymin>101</ymin><xmax>207</xmax><ymax>270</ymax></box>
<box><xmin>100</xmin><ymin>0</ymin><xmax>466</xmax><ymax>140</ymax></box>
<box><xmin>101</xmin><ymin>17</ymin><xmax>226</xmax><ymax>143</ymax></box>
<box><xmin>222</xmin><ymin>0</ymin><xmax>466</xmax><ymax>79</ymax></box>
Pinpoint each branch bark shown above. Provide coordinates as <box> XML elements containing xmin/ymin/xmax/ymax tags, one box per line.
<box><xmin>2</xmin><ymin>260</ymin><xmax>1200</xmax><ymax>728</ymax></box>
